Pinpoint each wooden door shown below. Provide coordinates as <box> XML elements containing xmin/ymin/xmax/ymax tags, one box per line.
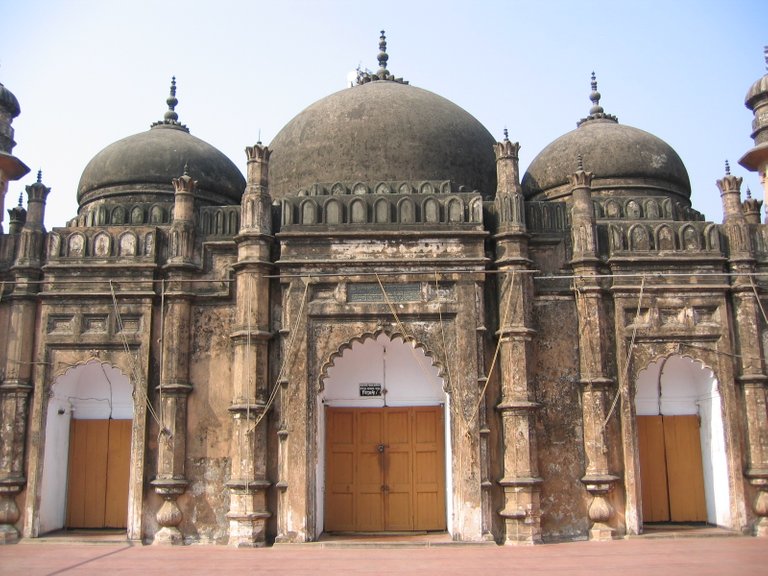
<box><xmin>637</xmin><ymin>415</ymin><xmax>707</xmax><ymax>523</ymax></box>
<box><xmin>66</xmin><ymin>419</ymin><xmax>131</xmax><ymax>529</ymax></box>
<box><xmin>325</xmin><ymin>406</ymin><xmax>445</xmax><ymax>532</ymax></box>
<box><xmin>664</xmin><ymin>415</ymin><xmax>707</xmax><ymax>522</ymax></box>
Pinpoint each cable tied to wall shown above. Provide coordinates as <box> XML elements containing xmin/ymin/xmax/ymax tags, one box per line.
<box><xmin>467</xmin><ymin>269</ymin><xmax>516</xmax><ymax>432</ymax></box>
<box><xmin>251</xmin><ymin>275</ymin><xmax>310</xmax><ymax>431</ymax></box>
<box><xmin>603</xmin><ymin>275</ymin><xmax>646</xmax><ymax>428</ymax></box>
<box><xmin>109</xmin><ymin>279</ymin><xmax>164</xmax><ymax>431</ymax></box>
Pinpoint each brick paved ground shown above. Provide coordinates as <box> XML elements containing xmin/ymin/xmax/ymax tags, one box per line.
<box><xmin>0</xmin><ymin>535</ymin><xmax>765</xmax><ymax>576</ymax></box>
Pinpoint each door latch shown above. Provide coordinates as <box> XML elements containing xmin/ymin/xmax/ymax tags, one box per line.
<box><xmin>377</xmin><ymin>444</ymin><xmax>385</xmax><ymax>453</ymax></box>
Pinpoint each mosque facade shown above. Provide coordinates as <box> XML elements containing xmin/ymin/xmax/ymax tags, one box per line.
<box><xmin>1</xmin><ymin>35</ymin><xmax>768</xmax><ymax>546</ymax></box>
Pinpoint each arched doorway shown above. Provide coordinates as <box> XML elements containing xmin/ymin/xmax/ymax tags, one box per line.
<box><xmin>317</xmin><ymin>333</ymin><xmax>448</xmax><ymax>535</ymax></box>
<box><xmin>635</xmin><ymin>355</ymin><xmax>731</xmax><ymax>527</ymax></box>
<box><xmin>39</xmin><ymin>361</ymin><xmax>133</xmax><ymax>534</ymax></box>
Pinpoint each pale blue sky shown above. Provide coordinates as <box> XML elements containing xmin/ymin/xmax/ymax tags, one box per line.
<box><xmin>0</xmin><ymin>0</ymin><xmax>764</xmax><ymax>228</ymax></box>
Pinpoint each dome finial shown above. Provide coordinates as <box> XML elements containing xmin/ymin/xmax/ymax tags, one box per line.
<box><xmin>152</xmin><ymin>76</ymin><xmax>189</xmax><ymax>132</ymax></box>
<box><xmin>165</xmin><ymin>76</ymin><xmax>179</xmax><ymax>123</ymax></box>
<box><xmin>764</xmin><ymin>45</ymin><xmax>768</xmax><ymax>72</ymax></box>
<box><xmin>725</xmin><ymin>159</ymin><xmax>731</xmax><ymax>175</ymax></box>
<box><xmin>17</xmin><ymin>192</ymin><xmax>22</xmax><ymax>207</ymax></box>
<box><xmin>503</xmin><ymin>127</ymin><xmax>509</xmax><ymax>141</ymax></box>
<box><xmin>577</xmin><ymin>154</ymin><xmax>584</xmax><ymax>171</ymax></box>
<box><xmin>36</xmin><ymin>169</ymin><xmax>42</xmax><ymax>184</ymax></box>
<box><xmin>377</xmin><ymin>30</ymin><xmax>390</xmax><ymax>79</ymax></box>
<box><xmin>578</xmin><ymin>72</ymin><xmax>618</xmax><ymax>127</ymax></box>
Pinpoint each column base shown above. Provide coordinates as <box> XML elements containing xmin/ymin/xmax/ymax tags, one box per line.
<box><xmin>227</xmin><ymin>513</ymin><xmax>270</xmax><ymax>547</ymax></box>
<box><xmin>589</xmin><ymin>522</ymin><xmax>615</xmax><ymax>541</ymax></box>
<box><xmin>0</xmin><ymin>525</ymin><xmax>19</xmax><ymax>544</ymax></box>
<box><xmin>152</xmin><ymin>526</ymin><xmax>184</xmax><ymax>546</ymax></box>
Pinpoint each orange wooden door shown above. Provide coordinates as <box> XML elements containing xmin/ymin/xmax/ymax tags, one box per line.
<box><xmin>637</xmin><ymin>414</ymin><xmax>707</xmax><ymax>524</ymax></box>
<box><xmin>413</xmin><ymin>407</ymin><xmax>446</xmax><ymax>530</ymax></box>
<box><xmin>664</xmin><ymin>415</ymin><xmax>707</xmax><ymax>522</ymax></box>
<box><xmin>325</xmin><ymin>406</ymin><xmax>445</xmax><ymax>532</ymax></box>
<box><xmin>638</xmin><ymin>415</ymin><xmax>670</xmax><ymax>522</ymax></box>
<box><xmin>384</xmin><ymin>409</ymin><xmax>413</xmax><ymax>530</ymax></box>
<box><xmin>66</xmin><ymin>419</ymin><xmax>131</xmax><ymax>529</ymax></box>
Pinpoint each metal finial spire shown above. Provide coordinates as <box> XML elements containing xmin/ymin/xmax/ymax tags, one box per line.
<box><xmin>764</xmin><ymin>45</ymin><xmax>768</xmax><ymax>72</ymax></box>
<box><xmin>577</xmin><ymin>154</ymin><xmax>584</xmax><ymax>171</ymax></box>
<box><xmin>36</xmin><ymin>169</ymin><xmax>42</xmax><ymax>183</ymax></box>
<box><xmin>377</xmin><ymin>30</ymin><xmax>389</xmax><ymax>78</ymax></box>
<box><xmin>578</xmin><ymin>71</ymin><xmax>617</xmax><ymax>126</ymax></box>
<box><xmin>183</xmin><ymin>162</ymin><xmax>190</xmax><ymax>177</ymax></box>
<box><xmin>589</xmin><ymin>72</ymin><xmax>604</xmax><ymax>115</ymax></box>
<box><xmin>152</xmin><ymin>76</ymin><xmax>188</xmax><ymax>131</ymax></box>
<box><xmin>725</xmin><ymin>159</ymin><xmax>731</xmax><ymax>175</ymax></box>
<box><xmin>17</xmin><ymin>192</ymin><xmax>22</xmax><ymax>207</ymax></box>
<box><xmin>746</xmin><ymin>187</ymin><xmax>752</xmax><ymax>199</ymax></box>
<box><xmin>503</xmin><ymin>127</ymin><xmax>509</xmax><ymax>141</ymax></box>
<box><xmin>164</xmin><ymin>76</ymin><xmax>179</xmax><ymax>123</ymax></box>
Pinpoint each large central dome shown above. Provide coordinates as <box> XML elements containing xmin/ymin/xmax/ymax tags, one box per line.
<box><xmin>268</xmin><ymin>80</ymin><xmax>497</xmax><ymax>199</ymax></box>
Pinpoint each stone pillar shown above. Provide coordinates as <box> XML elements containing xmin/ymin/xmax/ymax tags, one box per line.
<box><xmin>717</xmin><ymin>168</ymin><xmax>768</xmax><ymax>536</ymax></box>
<box><xmin>569</xmin><ymin>159</ymin><xmax>619</xmax><ymax>540</ymax></box>
<box><xmin>226</xmin><ymin>143</ymin><xmax>273</xmax><ymax>546</ymax></box>
<box><xmin>0</xmin><ymin>175</ymin><xmax>48</xmax><ymax>543</ymax></box>
<box><xmin>150</xmin><ymin>167</ymin><xmax>197</xmax><ymax>545</ymax></box>
<box><xmin>492</xmin><ymin>136</ymin><xmax>541</xmax><ymax>544</ymax></box>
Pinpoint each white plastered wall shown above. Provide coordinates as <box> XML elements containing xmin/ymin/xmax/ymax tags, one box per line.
<box><xmin>316</xmin><ymin>334</ymin><xmax>448</xmax><ymax>536</ymax></box>
<box><xmin>39</xmin><ymin>361</ymin><xmax>132</xmax><ymax>534</ymax></box>
<box><xmin>635</xmin><ymin>355</ymin><xmax>731</xmax><ymax>527</ymax></box>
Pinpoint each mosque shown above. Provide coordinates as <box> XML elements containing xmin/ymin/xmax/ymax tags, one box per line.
<box><xmin>0</xmin><ymin>34</ymin><xmax>767</xmax><ymax>546</ymax></box>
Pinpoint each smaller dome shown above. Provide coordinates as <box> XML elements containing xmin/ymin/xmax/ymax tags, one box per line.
<box><xmin>0</xmin><ymin>81</ymin><xmax>20</xmax><ymax>118</ymax></box>
<box><xmin>77</xmin><ymin>79</ymin><xmax>245</xmax><ymax>211</ymax></box>
<box><xmin>522</xmin><ymin>75</ymin><xmax>691</xmax><ymax>203</ymax></box>
<box><xmin>745</xmin><ymin>47</ymin><xmax>768</xmax><ymax>110</ymax></box>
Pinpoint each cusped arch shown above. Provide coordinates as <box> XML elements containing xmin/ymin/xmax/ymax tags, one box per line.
<box><xmin>318</xmin><ymin>328</ymin><xmax>448</xmax><ymax>393</ymax></box>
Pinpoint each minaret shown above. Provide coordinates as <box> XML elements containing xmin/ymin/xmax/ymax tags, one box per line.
<box><xmin>739</xmin><ymin>47</ymin><xmax>768</xmax><ymax>209</ymax></box>
<box><xmin>226</xmin><ymin>141</ymin><xmax>273</xmax><ymax>546</ymax></box>
<box><xmin>493</xmin><ymin>129</ymin><xmax>542</xmax><ymax>544</ymax></box>
<box><xmin>0</xmin><ymin>81</ymin><xmax>30</xmax><ymax>233</ymax></box>
<box><xmin>0</xmin><ymin>171</ymin><xmax>48</xmax><ymax>543</ymax></box>
<box><xmin>150</xmin><ymin>158</ymin><xmax>197</xmax><ymax>545</ymax></box>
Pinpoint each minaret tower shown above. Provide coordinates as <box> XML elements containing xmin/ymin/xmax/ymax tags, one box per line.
<box><xmin>0</xmin><ymin>80</ymin><xmax>30</xmax><ymax>233</ymax></box>
<box><xmin>740</xmin><ymin>47</ymin><xmax>768</xmax><ymax>217</ymax></box>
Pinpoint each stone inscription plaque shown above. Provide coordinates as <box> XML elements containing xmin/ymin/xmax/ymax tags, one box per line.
<box><xmin>347</xmin><ymin>282</ymin><xmax>420</xmax><ymax>303</ymax></box>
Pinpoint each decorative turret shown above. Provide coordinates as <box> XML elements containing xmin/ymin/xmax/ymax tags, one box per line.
<box><xmin>743</xmin><ymin>188</ymin><xmax>763</xmax><ymax>224</ymax></box>
<box><xmin>717</xmin><ymin>160</ymin><xmax>745</xmax><ymax>224</ymax></box>
<box><xmin>23</xmin><ymin>170</ymin><xmax>50</xmax><ymax>230</ymax></box>
<box><xmin>172</xmin><ymin>163</ymin><xmax>196</xmax><ymax>223</ymax></box>
<box><xmin>240</xmin><ymin>142</ymin><xmax>272</xmax><ymax>235</ymax></box>
<box><xmin>739</xmin><ymin>47</ymin><xmax>768</xmax><ymax>206</ymax></box>
<box><xmin>494</xmin><ymin>129</ymin><xmax>525</xmax><ymax>229</ymax></box>
<box><xmin>568</xmin><ymin>155</ymin><xmax>597</xmax><ymax>261</ymax></box>
<box><xmin>6</xmin><ymin>193</ymin><xmax>25</xmax><ymax>234</ymax></box>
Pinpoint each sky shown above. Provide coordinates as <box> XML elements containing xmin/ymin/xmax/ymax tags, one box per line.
<box><xmin>0</xmin><ymin>0</ymin><xmax>765</xmax><ymax>229</ymax></box>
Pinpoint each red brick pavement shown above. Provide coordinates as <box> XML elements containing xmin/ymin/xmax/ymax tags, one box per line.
<box><xmin>0</xmin><ymin>536</ymin><xmax>765</xmax><ymax>575</ymax></box>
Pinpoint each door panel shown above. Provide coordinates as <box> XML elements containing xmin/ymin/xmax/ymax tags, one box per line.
<box><xmin>104</xmin><ymin>419</ymin><xmax>132</xmax><ymax>528</ymax></box>
<box><xmin>325</xmin><ymin>406</ymin><xmax>445</xmax><ymax>532</ymax></box>
<box><xmin>638</xmin><ymin>415</ymin><xmax>670</xmax><ymax>522</ymax></box>
<box><xmin>664</xmin><ymin>415</ymin><xmax>707</xmax><ymax>522</ymax></box>
<box><xmin>637</xmin><ymin>414</ymin><xmax>707</xmax><ymax>524</ymax></box>
<box><xmin>67</xmin><ymin>419</ymin><xmax>130</xmax><ymax>529</ymax></box>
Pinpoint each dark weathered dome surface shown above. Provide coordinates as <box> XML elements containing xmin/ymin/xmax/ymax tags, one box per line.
<box><xmin>268</xmin><ymin>80</ymin><xmax>497</xmax><ymax>199</ymax></box>
<box><xmin>77</xmin><ymin>124</ymin><xmax>245</xmax><ymax>209</ymax></box>
<box><xmin>0</xmin><ymin>82</ymin><xmax>20</xmax><ymax>118</ymax></box>
<box><xmin>522</xmin><ymin>119</ymin><xmax>691</xmax><ymax>202</ymax></box>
